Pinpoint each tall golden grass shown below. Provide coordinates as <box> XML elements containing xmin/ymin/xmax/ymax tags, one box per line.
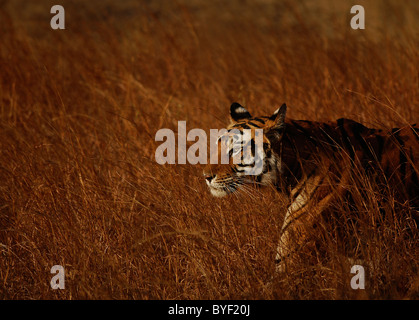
<box><xmin>0</xmin><ymin>0</ymin><xmax>418</xmax><ymax>299</ymax></box>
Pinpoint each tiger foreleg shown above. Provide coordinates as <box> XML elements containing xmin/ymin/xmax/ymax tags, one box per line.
<box><xmin>275</xmin><ymin>193</ymin><xmax>334</xmax><ymax>273</ymax></box>
<box><xmin>275</xmin><ymin>169</ymin><xmax>349</xmax><ymax>273</ymax></box>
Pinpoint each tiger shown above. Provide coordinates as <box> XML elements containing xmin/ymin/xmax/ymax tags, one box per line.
<box><xmin>203</xmin><ymin>102</ymin><xmax>419</xmax><ymax>272</ymax></box>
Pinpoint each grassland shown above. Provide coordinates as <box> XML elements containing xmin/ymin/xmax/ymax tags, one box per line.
<box><xmin>0</xmin><ymin>0</ymin><xmax>418</xmax><ymax>299</ymax></box>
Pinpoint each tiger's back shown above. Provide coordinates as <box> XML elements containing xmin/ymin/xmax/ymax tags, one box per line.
<box><xmin>278</xmin><ymin>118</ymin><xmax>419</xmax><ymax>208</ymax></box>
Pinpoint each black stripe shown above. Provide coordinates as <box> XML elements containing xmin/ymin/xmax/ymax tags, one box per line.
<box><xmin>300</xmin><ymin>120</ymin><xmax>314</xmax><ymax>125</ymax></box>
<box><xmin>411</xmin><ymin>167</ymin><xmax>418</xmax><ymax>186</ymax></box>
<box><xmin>291</xmin><ymin>120</ymin><xmax>318</xmax><ymax>145</ymax></box>
<box><xmin>319</xmin><ymin>125</ymin><xmax>339</xmax><ymax>151</ymax></box>
<box><xmin>392</xmin><ymin>129</ymin><xmax>407</xmax><ymax>183</ymax></box>
<box><xmin>375</xmin><ymin>134</ymin><xmax>384</xmax><ymax>163</ymax></box>
<box><xmin>411</xmin><ymin>126</ymin><xmax>419</xmax><ymax>140</ymax></box>
<box><xmin>232</xmin><ymin>124</ymin><xmax>249</xmax><ymax>130</ymax></box>
<box><xmin>399</xmin><ymin>153</ymin><xmax>407</xmax><ymax>184</ymax></box>
<box><xmin>351</xmin><ymin>123</ymin><xmax>375</xmax><ymax>165</ymax></box>
<box><xmin>291</xmin><ymin>169</ymin><xmax>317</xmax><ymax>202</ymax></box>
<box><xmin>253</xmin><ymin>118</ymin><xmax>266</xmax><ymax>124</ymax></box>
<box><xmin>248</xmin><ymin>121</ymin><xmax>262</xmax><ymax>128</ymax></box>
<box><xmin>411</xmin><ymin>169</ymin><xmax>418</xmax><ymax>202</ymax></box>
<box><xmin>337</xmin><ymin>118</ymin><xmax>355</xmax><ymax>162</ymax></box>
<box><xmin>290</xmin><ymin>180</ymin><xmax>321</xmax><ymax>213</ymax></box>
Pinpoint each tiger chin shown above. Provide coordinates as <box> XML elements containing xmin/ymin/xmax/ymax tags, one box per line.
<box><xmin>203</xmin><ymin>102</ymin><xmax>419</xmax><ymax>273</ymax></box>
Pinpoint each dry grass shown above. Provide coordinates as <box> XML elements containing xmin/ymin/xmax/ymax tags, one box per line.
<box><xmin>0</xmin><ymin>0</ymin><xmax>418</xmax><ymax>299</ymax></box>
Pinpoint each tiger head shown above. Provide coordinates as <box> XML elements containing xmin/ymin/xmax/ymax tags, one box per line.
<box><xmin>203</xmin><ymin>102</ymin><xmax>287</xmax><ymax>197</ymax></box>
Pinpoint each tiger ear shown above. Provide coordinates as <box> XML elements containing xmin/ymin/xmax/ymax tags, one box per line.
<box><xmin>269</xmin><ymin>103</ymin><xmax>287</xmax><ymax>131</ymax></box>
<box><xmin>266</xmin><ymin>103</ymin><xmax>287</xmax><ymax>143</ymax></box>
<box><xmin>230</xmin><ymin>102</ymin><xmax>252</xmax><ymax>122</ymax></box>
